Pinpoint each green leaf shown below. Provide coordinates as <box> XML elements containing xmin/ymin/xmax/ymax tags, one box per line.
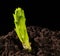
<box><xmin>13</xmin><ymin>7</ymin><xmax>31</xmax><ymax>51</ymax></box>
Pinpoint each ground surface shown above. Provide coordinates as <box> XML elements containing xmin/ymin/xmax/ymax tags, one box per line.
<box><xmin>0</xmin><ymin>26</ymin><xmax>60</xmax><ymax>56</ymax></box>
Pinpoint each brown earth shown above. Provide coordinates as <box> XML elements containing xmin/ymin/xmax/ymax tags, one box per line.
<box><xmin>0</xmin><ymin>26</ymin><xmax>60</xmax><ymax>56</ymax></box>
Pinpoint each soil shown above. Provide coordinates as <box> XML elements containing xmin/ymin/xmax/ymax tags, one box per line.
<box><xmin>0</xmin><ymin>26</ymin><xmax>60</xmax><ymax>56</ymax></box>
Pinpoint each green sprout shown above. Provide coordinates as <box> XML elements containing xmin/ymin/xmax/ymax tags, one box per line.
<box><xmin>13</xmin><ymin>7</ymin><xmax>31</xmax><ymax>50</ymax></box>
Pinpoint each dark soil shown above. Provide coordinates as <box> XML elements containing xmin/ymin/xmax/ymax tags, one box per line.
<box><xmin>0</xmin><ymin>26</ymin><xmax>60</xmax><ymax>56</ymax></box>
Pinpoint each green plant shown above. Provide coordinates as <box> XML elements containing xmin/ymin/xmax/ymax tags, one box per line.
<box><xmin>13</xmin><ymin>7</ymin><xmax>31</xmax><ymax>50</ymax></box>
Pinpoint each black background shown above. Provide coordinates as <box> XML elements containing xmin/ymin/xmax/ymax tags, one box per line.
<box><xmin>0</xmin><ymin>0</ymin><xmax>60</xmax><ymax>35</ymax></box>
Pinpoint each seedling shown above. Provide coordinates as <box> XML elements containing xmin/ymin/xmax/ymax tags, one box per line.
<box><xmin>13</xmin><ymin>7</ymin><xmax>31</xmax><ymax>50</ymax></box>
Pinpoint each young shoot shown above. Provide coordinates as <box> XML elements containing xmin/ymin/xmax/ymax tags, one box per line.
<box><xmin>13</xmin><ymin>7</ymin><xmax>31</xmax><ymax>51</ymax></box>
